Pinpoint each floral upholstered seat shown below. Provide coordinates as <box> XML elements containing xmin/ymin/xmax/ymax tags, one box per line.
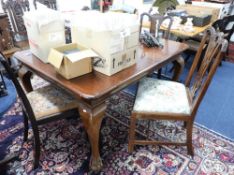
<box><xmin>128</xmin><ymin>27</ymin><xmax>226</xmax><ymax>158</ymax></box>
<box><xmin>27</xmin><ymin>85</ymin><xmax>79</xmax><ymax>119</ymax></box>
<box><xmin>133</xmin><ymin>78</ymin><xmax>191</xmax><ymax>115</ymax></box>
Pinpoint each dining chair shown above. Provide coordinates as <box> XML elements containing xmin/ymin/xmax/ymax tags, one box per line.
<box><xmin>140</xmin><ymin>12</ymin><xmax>184</xmax><ymax>81</ymax></box>
<box><xmin>128</xmin><ymin>27</ymin><xmax>227</xmax><ymax>156</ymax></box>
<box><xmin>212</xmin><ymin>15</ymin><xmax>234</xmax><ymax>60</ymax></box>
<box><xmin>183</xmin><ymin>15</ymin><xmax>234</xmax><ymax>66</ymax></box>
<box><xmin>33</xmin><ymin>0</ymin><xmax>57</xmax><ymax>10</ymax></box>
<box><xmin>140</xmin><ymin>12</ymin><xmax>173</xmax><ymax>41</ymax></box>
<box><xmin>0</xmin><ymin>51</ymin><xmax>80</xmax><ymax>169</ymax></box>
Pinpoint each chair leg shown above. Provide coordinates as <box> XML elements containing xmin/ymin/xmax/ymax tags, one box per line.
<box><xmin>172</xmin><ymin>56</ymin><xmax>185</xmax><ymax>81</ymax></box>
<box><xmin>146</xmin><ymin>120</ymin><xmax>151</xmax><ymax>140</ymax></box>
<box><xmin>184</xmin><ymin>54</ymin><xmax>191</xmax><ymax>63</ymax></box>
<box><xmin>157</xmin><ymin>69</ymin><xmax>162</xmax><ymax>79</ymax></box>
<box><xmin>186</xmin><ymin>121</ymin><xmax>194</xmax><ymax>157</ymax></box>
<box><xmin>31</xmin><ymin>125</ymin><xmax>41</xmax><ymax>169</ymax></box>
<box><xmin>183</xmin><ymin>121</ymin><xmax>187</xmax><ymax>128</ymax></box>
<box><xmin>23</xmin><ymin>112</ymin><xmax>29</xmax><ymax>142</ymax></box>
<box><xmin>128</xmin><ymin>113</ymin><xmax>137</xmax><ymax>153</ymax></box>
<box><xmin>0</xmin><ymin>152</ymin><xmax>19</xmax><ymax>174</ymax></box>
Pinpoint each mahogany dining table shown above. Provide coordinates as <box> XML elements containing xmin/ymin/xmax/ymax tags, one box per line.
<box><xmin>14</xmin><ymin>40</ymin><xmax>188</xmax><ymax>171</ymax></box>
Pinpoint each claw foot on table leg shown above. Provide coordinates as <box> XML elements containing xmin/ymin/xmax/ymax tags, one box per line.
<box><xmin>90</xmin><ymin>157</ymin><xmax>103</xmax><ymax>172</ymax></box>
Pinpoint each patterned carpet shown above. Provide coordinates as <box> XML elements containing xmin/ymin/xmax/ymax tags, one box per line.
<box><xmin>1</xmin><ymin>88</ymin><xmax>234</xmax><ymax>174</ymax></box>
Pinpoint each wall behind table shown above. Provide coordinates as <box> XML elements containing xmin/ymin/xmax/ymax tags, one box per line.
<box><xmin>0</xmin><ymin>0</ymin><xmax>91</xmax><ymax>13</ymax></box>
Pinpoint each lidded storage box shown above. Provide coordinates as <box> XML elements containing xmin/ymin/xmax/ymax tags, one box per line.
<box><xmin>71</xmin><ymin>11</ymin><xmax>139</xmax><ymax>76</ymax></box>
<box><xmin>24</xmin><ymin>8</ymin><xmax>65</xmax><ymax>63</ymax></box>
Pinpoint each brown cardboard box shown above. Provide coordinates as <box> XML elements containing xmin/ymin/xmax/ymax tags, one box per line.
<box><xmin>48</xmin><ymin>43</ymin><xmax>98</xmax><ymax>79</ymax></box>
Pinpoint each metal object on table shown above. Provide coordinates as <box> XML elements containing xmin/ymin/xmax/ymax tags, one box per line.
<box><xmin>0</xmin><ymin>69</ymin><xmax>7</xmax><ymax>97</ymax></box>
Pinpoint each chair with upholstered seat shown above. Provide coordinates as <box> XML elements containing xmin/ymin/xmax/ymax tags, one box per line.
<box><xmin>183</xmin><ymin>15</ymin><xmax>234</xmax><ymax>66</ymax></box>
<box><xmin>139</xmin><ymin>12</ymin><xmax>173</xmax><ymax>40</ymax></box>
<box><xmin>0</xmin><ymin>51</ymin><xmax>80</xmax><ymax>169</ymax></box>
<box><xmin>128</xmin><ymin>27</ymin><xmax>227</xmax><ymax>156</ymax></box>
<box><xmin>212</xmin><ymin>15</ymin><xmax>234</xmax><ymax>59</ymax></box>
<box><xmin>140</xmin><ymin>12</ymin><xmax>183</xmax><ymax>81</ymax></box>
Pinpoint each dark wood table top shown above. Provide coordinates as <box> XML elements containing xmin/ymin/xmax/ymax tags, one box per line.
<box><xmin>14</xmin><ymin>40</ymin><xmax>188</xmax><ymax>103</ymax></box>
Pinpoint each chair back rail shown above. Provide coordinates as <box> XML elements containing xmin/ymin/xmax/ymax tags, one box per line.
<box><xmin>185</xmin><ymin>27</ymin><xmax>227</xmax><ymax>118</ymax></box>
<box><xmin>139</xmin><ymin>12</ymin><xmax>173</xmax><ymax>39</ymax></box>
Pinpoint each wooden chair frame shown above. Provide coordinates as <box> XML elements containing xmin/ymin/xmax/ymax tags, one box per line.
<box><xmin>0</xmin><ymin>51</ymin><xmax>79</xmax><ymax>169</ymax></box>
<box><xmin>139</xmin><ymin>12</ymin><xmax>184</xmax><ymax>81</ymax></box>
<box><xmin>128</xmin><ymin>27</ymin><xmax>227</xmax><ymax>156</ymax></box>
<box><xmin>139</xmin><ymin>12</ymin><xmax>173</xmax><ymax>40</ymax></box>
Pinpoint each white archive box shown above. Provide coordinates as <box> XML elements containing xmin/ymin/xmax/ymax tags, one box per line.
<box><xmin>71</xmin><ymin>11</ymin><xmax>139</xmax><ymax>76</ymax></box>
<box><xmin>24</xmin><ymin>8</ymin><xmax>65</xmax><ymax>63</ymax></box>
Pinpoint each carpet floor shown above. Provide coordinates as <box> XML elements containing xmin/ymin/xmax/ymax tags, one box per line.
<box><xmin>1</xmin><ymin>90</ymin><xmax>234</xmax><ymax>174</ymax></box>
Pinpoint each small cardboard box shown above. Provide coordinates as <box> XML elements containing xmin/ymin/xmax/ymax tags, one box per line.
<box><xmin>24</xmin><ymin>9</ymin><xmax>66</xmax><ymax>63</ymax></box>
<box><xmin>48</xmin><ymin>43</ymin><xmax>98</xmax><ymax>79</ymax></box>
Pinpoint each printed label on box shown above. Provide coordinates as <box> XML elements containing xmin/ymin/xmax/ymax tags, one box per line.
<box><xmin>110</xmin><ymin>35</ymin><xmax>125</xmax><ymax>54</ymax></box>
<box><xmin>120</xmin><ymin>28</ymin><xmax>131</xmax><ymax>38</ymax></box>
<box><xmin>49</xmin><ymin>32</ymin><xmax>64</xmax><ymax>42</ymax></box>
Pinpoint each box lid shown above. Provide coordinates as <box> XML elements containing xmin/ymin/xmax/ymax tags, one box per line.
<box><xmin>48</xmin><ymin>49</ymin><xmax>64</xmax><ymax>69</ymax></box>
<box><xmin>65</xmin><ymin>50</ymin><xmax>99</xmax><ymax>63</ymax></box>
<box><xmin>24</xmin><ymin>8</ymin><xmax>64</xmax><ymax>33</ymax></box>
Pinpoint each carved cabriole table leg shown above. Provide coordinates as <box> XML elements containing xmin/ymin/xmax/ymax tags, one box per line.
<box><xmin>78</xmin><ymin>102</ymin><xmax>107</xmax><ymax>172</ymax></box>
<box><xmin>18</xmin><ymin>66</ymin><xmax>33</xmax><ymax>92</ymax></box>
<box><xmin>172</xmin><ymin>55</ymin><xmax>185</xmax><ymax>81</ymax></box>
